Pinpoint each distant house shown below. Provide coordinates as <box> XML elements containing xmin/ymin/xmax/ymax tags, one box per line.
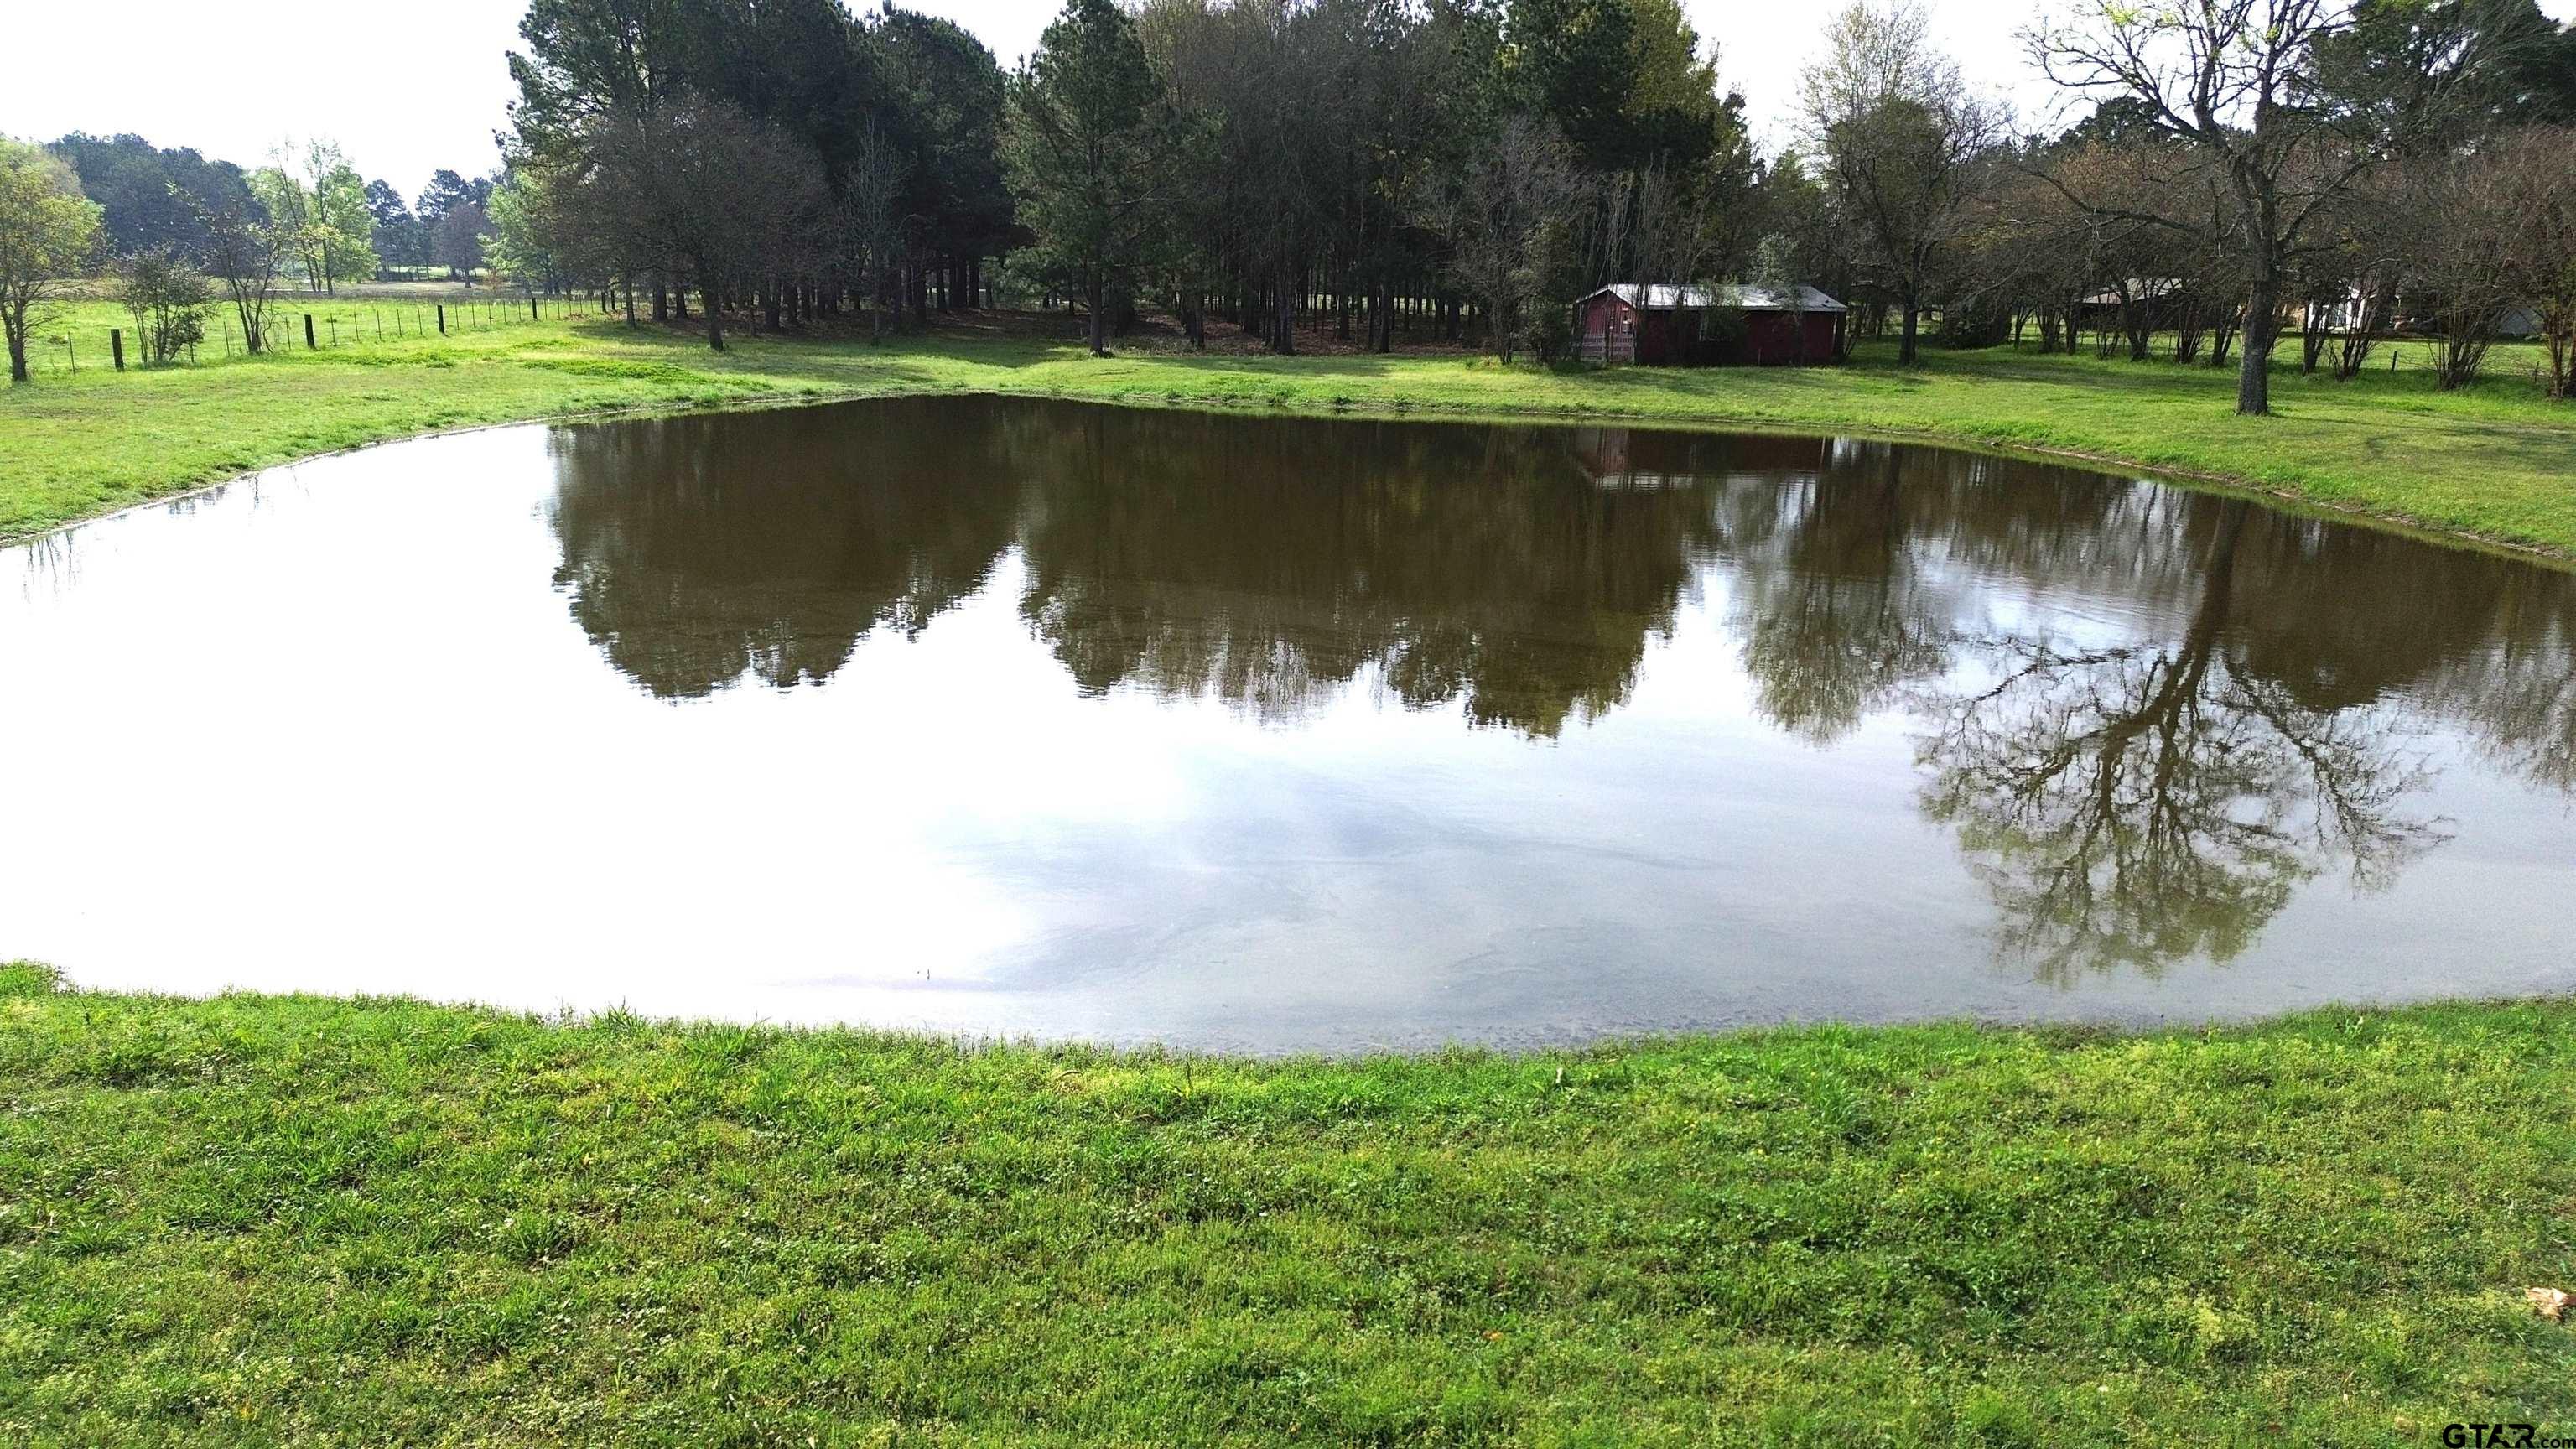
<box><xmin>2296</xmin><ymin>285</ymin><xmax>2381</xmax><ymax>334</ymax></box>
<box><xmin>2303</xmin><ymin>288</ymin><xmax>2542</xmax><ymax>338</ymax></box>
<box><xmin>2074</xmin><ymin>278</ymin><xmax>2185</xmax><ymax>329</ymax></box>
<box><xmin>1576</xmin><ymin>283</ymin><xmax>1846</xmax><ymax>366</ymax></box>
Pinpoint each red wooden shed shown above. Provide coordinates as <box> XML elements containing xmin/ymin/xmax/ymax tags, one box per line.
<box><xmin>1575</xmin><ymin>283</ymin><xmax>1845</xmax><ymax>366</ymax></box>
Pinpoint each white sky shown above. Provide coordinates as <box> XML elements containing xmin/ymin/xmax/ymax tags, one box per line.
<box><xmin>5</xmin><ymin>0</ymin><xmax>2572</xmax><ymax>200</ymax></box>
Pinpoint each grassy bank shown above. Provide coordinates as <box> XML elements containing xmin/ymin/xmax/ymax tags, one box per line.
<box><xmin>3</xmin><ymin>311</ymin><xmax>2573</xmax><ymax>557</ymax></box>
<box><xmin>2</xmin><ymin>963</ymin><xmax>2570</xmax><ymax>1445</ymax></box>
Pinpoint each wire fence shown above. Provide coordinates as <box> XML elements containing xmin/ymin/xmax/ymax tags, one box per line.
<box><xmin>20</xmin><ymin>290</ymin><xmax>615</xmax><ymax>377</ymax></box>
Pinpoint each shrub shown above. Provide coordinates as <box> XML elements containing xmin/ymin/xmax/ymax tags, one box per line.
<box><xmin>117</xmin><ymin>247</ymin><xmax>214</xmax><ymax>364</ymax></box>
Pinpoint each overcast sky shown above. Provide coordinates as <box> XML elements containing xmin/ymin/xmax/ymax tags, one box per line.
<box><xmin>7</xmin><ymin>0</ymin><xmax>2573</xmax><ymax>200</ymax></box>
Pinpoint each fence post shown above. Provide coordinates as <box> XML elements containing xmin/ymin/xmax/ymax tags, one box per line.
<box><xmin>436</xmin><ymin>304</ymin><xmax>446</xmax><ymax>335</ymax></box>
<box><xmin>304</xmin><ymin>314</ymin><xmax>316</xmax><ymax>350</ymax></box>
<box><xmin>110</xmin><ymin>329</ymin><xmax>125</xmax><ymax>371</ymax></box>
<box><xmin>530</xmin><ymin>294</ymin><xmax>538</xmax><ymax>321</ymax></box>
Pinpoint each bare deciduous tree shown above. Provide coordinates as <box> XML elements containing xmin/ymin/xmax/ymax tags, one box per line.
<box><xmin>1801</xmin><ymin>0</ymin><xmax>2007</xmax><ymax>363</ymax></box>
<box><xmin>2028</xmin><ymin>0</ymin><xmax>2508</xmax><ymax>413</ymax></box>
<box><xmin>2392</xmin><ymin>152</ymin><xmax>2524</xmax><ymax>389</ymax></box>
<box><xmin>190</xmin><ymin>188</ymin><xmax>288</xmax><ymax>356</ymax></box>
<box><xmin>2486</xmin><ymin>127</ymin><xmax>2576</xmax><ymax>399</ymax></box>
<box><xmin>1423</xmin><ymin>114</ymin><xmax>1579</xmax><ymax>363</ymax></box>
<box><xmin>835</xmin><ymin>122</ymin><xmax>911</xmax><ymax>344</ymax></box>
<box><xmin>590</xmin><ymin>100</ymin><xmax>822</xmax><ymax>351</ymax></box>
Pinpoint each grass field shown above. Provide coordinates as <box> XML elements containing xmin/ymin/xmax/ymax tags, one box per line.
<box><xmin>1</xmin><ymin>963</ymin><xmax>2570</xmax><ymax>1446</ymax></box>
<box><xmin>18</xmin><ymin>287</ymin><xmax>582</xmax><ymax>372</ymax></box>
<box><xmin>3</xmin><ymin>307</ymin><xmax>2572</xmax><ymax>558</ymax></box>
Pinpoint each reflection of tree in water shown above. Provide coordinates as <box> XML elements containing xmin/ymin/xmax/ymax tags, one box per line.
<box><xmin>2444</xmin><ymin>629</ymin><xmax>2576</xmax><ymax>792</ymax></box>
<box><xmin>546</xmin><ymin>400</ymin><xmax>1019</xmax><ymax>699</ymax></box>
<box><xmin>1718</xmin><ymin>446</ymin><xmax>1956</xmax><ymax>744</ymax></box>
<box><xmin>1911</xmin><ymin>501</ymin><xmax>2451</xmax><ymax>981</ymax></box>
<box><xmin>550</xmin><ymin>404</ymin><xmax>1735</xmax><ymax>730</ymax></box>
<box><xmin>2221</xmin><ymin>518</ymin><xmax>2576</xmax><ymax>797</ymax></box>
<box><xmin>1012</xmin><ymin>412</ymin><xmax>1725</xmax><ymax>736</ymax></box>
<box><xmin>538</xmin><ymin>395</ymin><xmax>2575</xmax><ymax>978</ymax></box>
<box><xmin>1711</xmin><ymin>443</ymin><xmax>2572</xmax><ymax>977</ymax></box>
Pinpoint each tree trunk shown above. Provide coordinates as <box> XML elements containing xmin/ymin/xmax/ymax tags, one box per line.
<box><xmin>1899</xmin><ymin>299</ymin><xmax>1920</xmax><ymax>364</ymax></box>
<box><xmin>702</xmin><ymin>280</ymin><xmax>724</xmax><ymax>351</ymax></box>
<box><xmin>2224</xmin><ymin>168</ymin><xmax>2283</xmax><ymax>414</ymax></box>
<box><xmin>1086</xmin><ymin>272</ymin><xmax>1107</xmax><ymax>356</ymax></box>
<box><xmin>2236</xmin><ymin>270</ymin><xmax>2277</xmax><ymax>415</ymax></box>
<box><xmin>1273</xmin><ymin>288</ymin><xmax>1296</xmax><ymax>356</ymax></box>
<box><xmin>6</xmin><ymin>327</ymin><xmax>26</xmax><ymax>383</ymax></box>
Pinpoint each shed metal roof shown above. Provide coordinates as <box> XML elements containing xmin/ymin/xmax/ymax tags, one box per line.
<box><xmin>1581</xmin><ymin>283</ymin><xmax>1846</xmax><ymax>313</ymax></box>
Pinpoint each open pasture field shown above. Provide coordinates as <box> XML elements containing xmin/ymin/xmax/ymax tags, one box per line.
<box><xmin>18</xmin><ymin>286</ymin><xmax>592</xmax><ymax>373</ymax></box>
<box><xmin>4</xmin><ymin>310</ymin><xmax>2572</xmax><ymax>559</ymax></box>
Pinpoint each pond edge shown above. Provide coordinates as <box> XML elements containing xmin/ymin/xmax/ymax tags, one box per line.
<box><xmin>11</xmin><ymin>378</ymin><xmax>2573</xmax><ymax>573</ymax></box>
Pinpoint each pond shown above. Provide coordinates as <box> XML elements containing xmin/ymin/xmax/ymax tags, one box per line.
<box><xmin>6</xmin><ymin>396</ymin><xmax>2572</xmax><ymax>1051</ymax></box>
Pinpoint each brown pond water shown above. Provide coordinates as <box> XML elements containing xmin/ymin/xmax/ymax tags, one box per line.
<box><xmin>5</xmin><ymin>396</ymin><xmax>2572</xmax><ymax>1050</ymax></box>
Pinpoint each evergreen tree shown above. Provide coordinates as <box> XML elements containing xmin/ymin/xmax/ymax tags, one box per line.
<box><xmin>1005</xmin><ymin>0</ymin><xmax>1166</xmax><ymax>355</ymax></box>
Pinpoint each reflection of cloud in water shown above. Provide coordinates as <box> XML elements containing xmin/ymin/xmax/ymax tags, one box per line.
<box><xmin>540</xmin><ymin>397</ymin><xmax>2576</xmax><ymax>985</ymax></box>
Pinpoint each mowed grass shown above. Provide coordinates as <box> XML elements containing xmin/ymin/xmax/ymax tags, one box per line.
<box><xmin>3</xmin><ymin>308</ymin><xmax>2573</xmax><ymax>557</ymax></box>
<box><xmin>1</xmin><ymin>963</ymin><xmax>2570</xmax><ymax>1445</ymax></box>
<box><xmin>18</xmin><ymin>285</ymin><xmax>574</xmax><ymax>373</ymax></box>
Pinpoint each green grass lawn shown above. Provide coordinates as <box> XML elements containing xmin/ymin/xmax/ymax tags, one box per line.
<box><xmin>21</xmin><ymin>286</ymin><xmax>574</xmax><ymax>370</ymax></box>
<box><xmin>4</xmin><ymin>309</ymin><xmax>2572</xmax><ymax>558</ymax></box>
<box><xmin>2</xmin><ymin>964</ymin><xmax>2569</xmax><ymax>1445</ymax></box>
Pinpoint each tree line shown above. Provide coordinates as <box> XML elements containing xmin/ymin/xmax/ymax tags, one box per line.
<box><xmin>6</xmin><ymin>0</ymin><xmax>2575</xmax><ymax>408</ymax></box>
<box><xmin>47</xmin><ymin>132</ymin><xmax>504</xmax><ymax>288</ymax></box>
<box><xmin>485</xmin><ymin>0</ymin><xmax>2575</xmax><ymax>413</ymax></box>
<box><xmin>492</xmin><ymin>0</ymin><xmax>1762</xmax><ymax>354</ymax></box>
<box><xmin>0</xmin><ymin>129</ymin><xmax>517</xmax><ymax>379</ymax></box>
